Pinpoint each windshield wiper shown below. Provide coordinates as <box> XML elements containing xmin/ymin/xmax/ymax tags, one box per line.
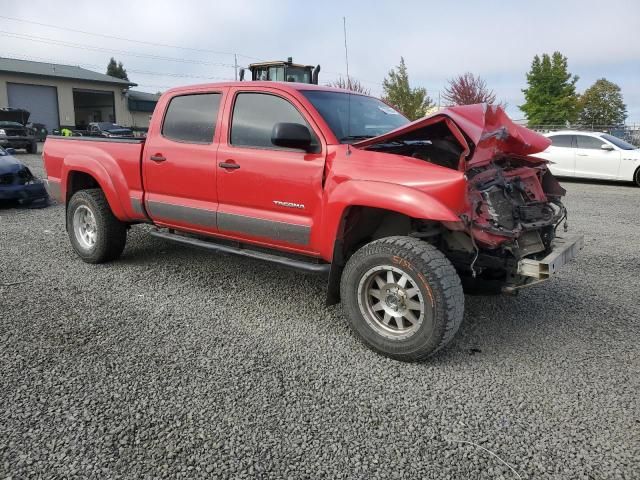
<box><xmin>339</xmin><ymin>135</ymin><xmax>376</xmax><ymax>142</ymax></box>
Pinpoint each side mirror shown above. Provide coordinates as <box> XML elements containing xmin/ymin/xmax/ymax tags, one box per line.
<box><xmin>271</xmin><ymin>122</ymin><xmax>312</xmax><ymax>151</ymax></box>
<box><xmin>5</xmin><ymin>148</ymin><xmax>16</xmax><ymax>155</ymax></box>
<box><xmin>601</xmin><ymin>143</ymin><xmax>614</xmax><ymax>151</ymax></box>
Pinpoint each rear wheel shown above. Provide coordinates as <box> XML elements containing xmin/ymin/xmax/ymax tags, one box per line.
<box><xmin>340</xmin><ymin>236</ymin><xmax>464</xmax><ymax>362</ymax></box>
<box><xmin>634</xmin><ymin>167</ymin><xmax>640</xmax><ymax>187</ymax></box>
<box><xmin>67</xmin><ymin>189</ymin><xmax>127</xmax><ymax>263</ymax></box>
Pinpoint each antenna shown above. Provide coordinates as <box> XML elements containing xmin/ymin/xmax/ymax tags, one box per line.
<box><xmin>343</xmin><ymin>16</ymin><xmax>351</xmax><ymax>154</ymax></box>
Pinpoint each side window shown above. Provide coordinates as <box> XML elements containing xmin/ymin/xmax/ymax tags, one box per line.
<box><xmin>549</xmin><ymin>135</ymin><xmax>574</xmax><ymax>148</ymax></box>
<box><xmin>162</xmin><ymin>93</ymin><xmax>221</xmax><ymax>143</ymax></box>
<box><xmin>230</xmin><ymin>92</ymin><xmax>316</xmax><ymax>150</ymax></box>
<box><xmin>576</xmin><ymin>135</ymin><xmax>605</xmax><ymax>150</ymax></box>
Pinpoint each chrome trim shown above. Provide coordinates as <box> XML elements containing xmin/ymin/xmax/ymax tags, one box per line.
<box><xmin>217</xmin><ymin>211</ymin><xmax>310</xmax><ymax>245</ymax></box>
<box><xmin>45</xmin><ymin>178</ymin><xmax>62</xmax><ymax>202</ymax></box>
<box><xmin>130</xmin><ymin>197</ymin><xmax>145</xmax><ymax>216</ymax></box>
<box><xmin>146</xmin><ymin>200</ymin><xmax>217</xmax><ymax>228</ymax></box>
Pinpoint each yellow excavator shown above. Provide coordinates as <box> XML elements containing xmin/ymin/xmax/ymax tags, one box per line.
<box><xmin>239</xmin><ymin>57</ymin><xmax>320</xmax><ymax>84</ymax></box>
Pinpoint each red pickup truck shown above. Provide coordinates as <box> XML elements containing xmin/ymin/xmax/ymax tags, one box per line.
<box><xmin>43</xmin><ymin>82</ymin><xmax>582</xmax><ymax>361</ymax></box>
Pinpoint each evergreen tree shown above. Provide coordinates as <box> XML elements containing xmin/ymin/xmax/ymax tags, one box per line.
<box><xmin>106</xmin><ymin>57</ymin><xmax>129</xmax><ymax>81</ymax></box>
<box><xmin>382</xmin><ymin>57</ymin><xmax>434</xmax><ymax>120</ymax></box>
<box><xmin>520</xmin><ymin>52</ymin><xmax>579</xmax><ymax>125</ymax></box>
<box><xmin>578</xmin><ymin>78</ymin><xmax>627</xmax><ymax>126</ymax></box>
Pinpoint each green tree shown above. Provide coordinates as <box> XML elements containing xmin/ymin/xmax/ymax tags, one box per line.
<box><xmin>520</xmin><ymin>52</ymin><xmax>579</xmax><ymax>125</ymax></box>
<box><xmin>106</xmin><ymin>57</ymin><xmax>129</xmax><ymax>81</ymax></box>
<box><xmin>382</xmin><ymin>57</ymin><xmax>434</xmax><ymax>120</ymax></box>
<box><xmin>578</xmin><ymin>78</ymin><xmax>627</xmax><ymax>126</ymax></box>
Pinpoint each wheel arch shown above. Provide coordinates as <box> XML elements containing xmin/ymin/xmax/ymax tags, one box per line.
<box><xmin>62</xmin><ymin>155</ymin><xmax>128</xmax><ymax>220</ymax></box>
<box><xmin>325</xmin><ymin>204</ymin><xmax>458</xmax><ymax>306</ymax></box>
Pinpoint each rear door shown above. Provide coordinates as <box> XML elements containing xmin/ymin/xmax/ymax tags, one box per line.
<box><xmin>574</xmin><ymin>135</ymin><xmax>621</xmax><ymax>179</ymax></box>
<box><xmin>544</xmin><ymin>134</ymin><xmax>576</xmax><ymax>176</ymax></box>
<box><xmin>143</xmin><ymin>89</ymin><xmax>225</xmax><ymax>234</ymax></box>
<box><xmin>215</xmin><ymin>88</ymin><xmax>326</xmax><ymax>254</ymax></box>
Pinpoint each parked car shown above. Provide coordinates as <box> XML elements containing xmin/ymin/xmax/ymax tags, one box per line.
<box><xmin>0</xmin><ymin>107</ymin><xmax>38</xmax><ymax>153</ymax></box>
<box><xmin>0</xmin><ymin>146</ymin><xmax>48</xmax><ymax>205</ymax></box>
<box><xmin>86</xmin><ymin>122</ymin><xmax>134</xmax><ymax>138</ymax></box>
<box><xmin>537</xmin><ymin>130</ymin><xmax>640</xmax><ymax>186</ymax></box>
<box><xmin>27</xmin><ymin>122</ymin><xmax>48</xmax><ymax>142</ymax></box>
<box><xmin>42</xmin><ymin>84</ymin><xmax>582</xmax><ymax>361</ymax></box>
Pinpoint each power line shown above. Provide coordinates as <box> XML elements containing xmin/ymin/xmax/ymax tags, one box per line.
<box><xmin>1</xmin><ymin>52</ymin><xmax>236</xmax><ymax>81</ymax></box>
<box><xmin>0</xmin><ymin>14</ymin><xmax>262</xmax><ymax>61</ymax></box>
<box><xmin>0</xmin><ymin>20</ymin><xmax>387</xmax><ymax>90</ymax></box>
<box><xmin>0</xmin><ymin>30</ymin><xmax>239</xmax><ymax>68</ymax></box>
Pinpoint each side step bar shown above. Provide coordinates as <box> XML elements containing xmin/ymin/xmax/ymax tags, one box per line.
<box><xmin>149</xmin><ymin>229</ymin><xmax>331</xmax><ymax>275</ymax></box>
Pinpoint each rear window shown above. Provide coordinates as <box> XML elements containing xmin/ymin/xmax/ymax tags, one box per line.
<box><xmin>549</xmin><ymin>135</ymin><xmax>574</xmax><ymax>148</ymax></box>
<box><xmin>162</xmin><ymin>93</ymin><xmax>221</xmax><ymax>143</ymax></box>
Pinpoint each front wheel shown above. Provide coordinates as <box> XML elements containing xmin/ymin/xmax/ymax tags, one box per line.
<box><xmin>67</xmin><ymin>189</ymin><xmax>127</xmax><ymax>263</ymax></box>
<box><xmin>634</xmin><ymin>167</ymin><xmax>640</xmax><ymax>187</ymax></box>
<box><xmin>340</xmin><ymin>236</ymin><xmax>464</xmax><ymax>362</ymax></box>
<box><xmin>26</xmin><ymin>141</ymin><xmax>37</xmax><ymax>154</ymax></box>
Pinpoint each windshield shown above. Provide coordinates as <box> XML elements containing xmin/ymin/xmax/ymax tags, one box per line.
<box><xmin>0</xmin><ymin>121</ymin><xmax>25</xmax><ymax>128</ymax></box>
<box><xmin>285</xmin><ymin>66</ymin><xmax>311</xmax><ymax>83</ymax></box>
<box><xmin>302</xmin><ymin>91</ymin><xmax>409</xmax><ymax>142</ymax></box>
<box><xmin>601</xmin><ymin>133</ymin><xmax>637</xmax><ymax>150</ymax></box>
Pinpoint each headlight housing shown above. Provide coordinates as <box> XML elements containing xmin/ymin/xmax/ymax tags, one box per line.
<box><xmin>0</xmin><ymin>129</ymin><xmax>6</xmax><ymax>136</ymax></box>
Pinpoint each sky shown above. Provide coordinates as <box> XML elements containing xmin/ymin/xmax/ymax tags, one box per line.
<box><xmin>2</xmin><ymin>0</ymin><xmax>639</xmax><ymax>121</ymax></box>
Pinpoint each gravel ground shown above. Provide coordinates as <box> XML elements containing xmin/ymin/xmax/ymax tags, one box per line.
<box><xmin>1</xmin><ymin>148</ymin><xmax>638</xmax><ymax>479</ymax></box>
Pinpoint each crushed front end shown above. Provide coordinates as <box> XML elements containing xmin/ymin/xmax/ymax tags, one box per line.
<box><xmin>453</xmin><ymin>156</ymin><xmax>582</xmax><ymax>292</ymax></box>
<box><xmin>355</xmin><ymin>103</ymin><xmax>583</xmax><ymax>293</ymax></box>
<box><xmin>0</xmin><ymin>157</ymin><xmax>49</xmax><ymax>206</ymax></box>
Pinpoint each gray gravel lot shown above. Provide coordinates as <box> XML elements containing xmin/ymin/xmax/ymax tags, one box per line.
<box><xmin>1</xmin><ymin>148</ymin><xmax>638</xmax><ymax>479</ymax></box>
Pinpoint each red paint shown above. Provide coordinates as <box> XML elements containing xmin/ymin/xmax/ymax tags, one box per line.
<box><xmin>43</xmin><ymin>82</ymin><xmax>553</xmax><ymax>261</ymax></box>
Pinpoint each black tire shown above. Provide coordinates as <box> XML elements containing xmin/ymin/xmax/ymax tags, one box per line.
<box><xmin>634</xmin><ymin>167</ymin><xmax>640</xmax><ymax>187</ymax></box>
<box><xmin>26</xmin><ymin>141</ymin><xmax>37</xmax><ymax>154</ymax></box>
<box><xmin>340</xmin><ymin>236</ymin><xmax>464</xmax><ymax>362</ymax></box>
<box><xmin>66</xmin><ymin>189</ymin><xmax>127</xmax><ymax>263</ymax></box>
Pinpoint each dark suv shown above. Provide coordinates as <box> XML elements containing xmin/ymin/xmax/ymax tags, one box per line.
<box><xmin>0</xmin><ymin>108</ymin><xmax>38</xmax><ymax>153</ymax></box>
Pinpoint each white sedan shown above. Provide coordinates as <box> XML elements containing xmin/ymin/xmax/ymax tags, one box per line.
<box><xmin>536</xmin><ymin>130</ymin><xmax>640</xmax><ymax>186</ymax></box>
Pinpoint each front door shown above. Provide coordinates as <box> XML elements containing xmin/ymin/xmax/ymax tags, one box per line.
<box><xmin>143</xmin><ymin>91</ymin><xmax>225</xmax><ymax>234</ymax></box>
<box><xmin>215</xmin><ymin>89</ymin><xmax>326</xmax><ymax>254</ymax></box>
<box><xmin>545</xmin><ymin>134</ymin><xmax>576</xmax><ymax>176</ymax></box>
<box><xmin>574</xmin><ymin>135</ymin><xmax>621</xmax><ymax>179</ymax></box>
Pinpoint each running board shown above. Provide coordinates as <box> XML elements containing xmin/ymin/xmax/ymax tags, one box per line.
<box><xmin>149</xmin><ymin>229</ymin><xmax>330</xmax><ymax>275</ymax></box>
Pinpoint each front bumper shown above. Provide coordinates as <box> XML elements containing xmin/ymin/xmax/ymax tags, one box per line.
<box><xmin>517</xmin><ymin>235</ymin><xmax>584</xmax><ymax>279</ymax></box>
<box><xmin>0</xmin><ymin>180</ymin><xmax>48</xmax><ymax>202</ymax></box>
<box><xmin>0</xmin><ymin>136</ymin><xmax>34</xmax><ymax>148</ymax></box>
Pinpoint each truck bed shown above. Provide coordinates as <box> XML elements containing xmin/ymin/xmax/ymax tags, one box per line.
<box><xmin>43</xmin><ymin>135</ymin><xmax>148</xmax><ymax>222</ymax></box>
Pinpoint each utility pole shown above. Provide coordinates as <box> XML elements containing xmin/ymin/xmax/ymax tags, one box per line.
<box><xmin>234</xmin><ymin>54</ymin><xmax>238</xmax><ymax>81</ymax></box>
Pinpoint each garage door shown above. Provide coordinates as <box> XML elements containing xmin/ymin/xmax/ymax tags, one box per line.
<box><xmin>7</xmin><ymin>83</ymin><xmax>59</xmax><ymax>131</ymax></box>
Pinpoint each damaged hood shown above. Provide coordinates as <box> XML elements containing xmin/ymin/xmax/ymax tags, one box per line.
<box><xmin>0</xmin><ymin>108</ymin><xmax>30</xmax><ymax>126</ymax></box>
<box><xmin>353</xmin><ymin>103</ymin><xmax>551</xmax><ymax>169</ymax></box>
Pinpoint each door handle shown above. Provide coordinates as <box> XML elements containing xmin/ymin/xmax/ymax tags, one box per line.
<box><xmin>150</xmin><ymin>154</ymin><xmax>166</xmax><ymax>162</ymax></box>
<box><xmin>219</xmin><ymin>161</ymin><xmax>240</xmax><ymax>170</ymax></box>
<box><xmin>576</xmin><ymin>153</ymin><xmax>588</xmax><ymax>156</ymax></box>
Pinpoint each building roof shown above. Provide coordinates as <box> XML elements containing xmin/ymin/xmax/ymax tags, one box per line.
<box><xmin>0</xmin><ymin>57</ymin><xmax>137</xmax><ymax>86</ymax></box>
<box><xmin>127</xmin><ymin>90</ymin><xmax>160</xmax><ymax>101</ymax></box>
